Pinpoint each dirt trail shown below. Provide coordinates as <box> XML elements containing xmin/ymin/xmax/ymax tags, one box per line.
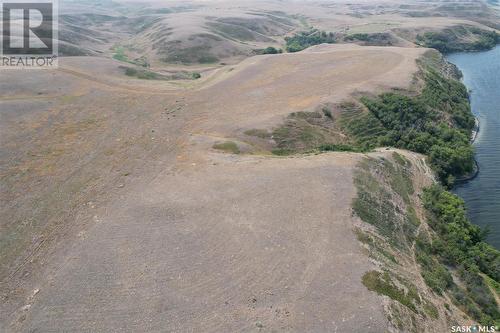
<box><xmin>2</xmin><ymin>45</ymin><xmax>426</xmax><ymax>332</ymax></box>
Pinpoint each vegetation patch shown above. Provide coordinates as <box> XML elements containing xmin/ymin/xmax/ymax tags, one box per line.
<box><xmin>416</xmin><ymin>26</ymin><xmax>499</xmax><ymax>54</ymax></box>
<box><xmin>264</xmin><ymin>55</ymin><xmax>475</xmax><ymax>186</ymax></box>
<box><xmin>351</xmin><ymin>54</ymin><xmax>499</xmax><ymax>325</ymax></box>
<box><xmin>336</xmin><ymin>102</ymin><xmax>388</xmax><ymax>151</ymax></box>
<box><xmin>362</xmin><ymin>271</ymin><xmax>420</xmax><ymax>313</ymax></box>
<box><xmin>393</xmin><ymin>152</ymin><xmax>411</xmax><ymax>167</ymax></box>
<box><xmin>213</xmin><ymin>141</ymin><xmax>240</xmax><ymax>154</ymax></box>
<box><xmin>318</xmin><ymin>143</ymin><xmax>364</xmax><ymax>152</ymax></box>
<box><xmin>353</xmin><ymin>157</ymin><xmax>418</xmax><ymax>250</ymax></box>
<box><xmin>344</xmin><ymin>32</ymin><xmax>396</xmax><ymax>46</ymax></box>
<box><xmin>124</xmin><ymin>67</ymin><xmax>164</xmax><ymax>80</ymax></box>
<box><xmin>360</xmin><ymin>68</ymin><xmax>475</xmax><ymax>186</ymax></box>
<box><xmin>244</xmin><ymin>129</ymin><xmax>271</xmax><ymax>139</ymax></box>
<box><xmin>122</xmin><ymin>67</ymin><xmax>201</xmax><ymax>81</ymax></box>
<box><xmin>423</xmin><ymin>301</ymin><xmax>439</xmax><ymax>320</ymax></box>
<box><xmin>421</xmin><ymin>185</ymin><xmax>500</xmax><ymax>324</ymax></box>
<box><xmin>355</xmin><ymin>229</ymin><xmax>398</xmax><ymax>264</ymax></box>
<box><xmin>270</xmin><ymin>111</ymin><xmax>349</xmax><ymax>155</ymax></box>
<box><xmin>255</xmin><ymin>46</ymin><xmax>283</xmax><ymax>55</ymax></box>
<box><xmin>416</xmin><ymin>245</ymin><xmax>453</xmax><ymax>295</ymax></box>
<box><xmin>354</xmin><ymin>146</ymin><xmax>500</xmax><ymax>326</ymax></box>
<box><xmin>484</xmin><ymin>274</ymin><xmax>500</xmax><ymax>296</ymax></box>
<box><xmin>285</xmin><ymin>28</ymin><xmax>337</xmax><ymax>52</ymax></box>
<box><xmin>113</xmin><ymin>46</ymin><xmax>149</xmax><ymax>67</ymax></box>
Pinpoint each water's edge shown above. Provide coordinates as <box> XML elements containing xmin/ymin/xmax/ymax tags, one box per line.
<box><xmin>447</xmin><ymin>45</ymin><xmax>500</xmax><ymax>249</ymax></box>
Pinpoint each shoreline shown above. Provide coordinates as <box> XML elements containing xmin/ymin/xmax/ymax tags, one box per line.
<box><xmin>471</xmin><ymin>117</ymin><xmax>479</xmax><ymax>143</ymax></box>
<box><xmin>454</xmin><ymin>116</ymin><xmax>480</xmax><ymax>184</ymax></box>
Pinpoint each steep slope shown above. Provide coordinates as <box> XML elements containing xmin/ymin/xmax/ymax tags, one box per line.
<box><xmin>353</xmin><ymin>150</ymin><xmax>499</xmax><ymax>331</ymax></box>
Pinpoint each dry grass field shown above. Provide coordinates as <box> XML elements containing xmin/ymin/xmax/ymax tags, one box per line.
<box><xmin>0</xmin><ymin>44</ymin><xmax>424</xmax><ymax>332</ymax></box>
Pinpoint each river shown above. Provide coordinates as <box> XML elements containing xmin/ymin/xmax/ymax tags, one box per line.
<box><xmin>447</xmin><ymin>45</ymin><xmax>500</xmax><ymax>249</ymax></box>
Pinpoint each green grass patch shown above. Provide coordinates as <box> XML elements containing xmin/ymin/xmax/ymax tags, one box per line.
<box><xmin>122</xmin><ymin>67</ymin><xmax>200</xmax><ymax>81</ymax></box>
<box><xmin>406</xmin><ymin>207</ymin><xmax>420</xmax><ymax>226</ymax></box>
<box><xmin>113</xmin><ymin>46</ymin><xmax>149</xmax><ymax>67</ymax></box>
<box><xmin>355</xmin><ymin>230</ymin><xmax>398</xmax><ymax>264</ymax></box>
<box><xmin>113</xmin><ymin>46</ymin><xmax>128</xmax><ymax>62</ymax></box>
<box><xmin>423</xmin><ymin>301</ymin><xmax>439</xmax><ymax>319</ymax></box>
<box><xmin>125</xmin><ymin>67</ymin><xmax>161</xmax><ymax>80</ymax></box>
<box><xmin>362</xmin><ymin>271</ymin><xmax>420</xmax><ymax>313</ymax></box>
<box><xmin>393</xmin><ymin>152</ymin><xmax>410</xmax><ymax>167</ymax></box>
<box><xmin>213</xmin><ymin>141</ymin><xmax>240</xmax><ymax>154</ymax></box>
<box><xmin>270</xmin><ymin>111</ymin><xmax>345</xmax><ymax>154</ymax></box>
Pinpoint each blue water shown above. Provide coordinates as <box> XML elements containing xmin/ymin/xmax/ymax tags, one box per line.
<box><xmin>447</xmin><ymin>46</ymin><xmax>500</xmax><ymax>249</ymax></box>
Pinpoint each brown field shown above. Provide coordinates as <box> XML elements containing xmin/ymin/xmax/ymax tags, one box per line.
<box><xmin>1</xmin><ymin>42</ymin><xmax>424</xmax><ymax>332</ymax></box>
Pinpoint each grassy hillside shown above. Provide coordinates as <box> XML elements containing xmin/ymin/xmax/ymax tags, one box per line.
<box><xmin>353</xmin><ymin>153</ymin><xmax>500</xmax><ymax>330</ymax></box>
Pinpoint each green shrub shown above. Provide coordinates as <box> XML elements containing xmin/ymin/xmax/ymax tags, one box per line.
<box><xmin>344</xmin><ymin>33</ymin><xmax>395</xmax><ymax>46</ymax></box>
<box><xmin>345</xmin><ymin>33</ymin><xmax>370</xmax><ymax>41</ymax></box>
<box><xmin>422</xmin><ymin>185</ymin><xmax>500</xmax><ymax>325</ymax></box>
<box><xmin>322</xmin><ymin>107</ymin><xmax>333</xmax><ymax>119</ymax></box>
<box><xmin>124</xmin><ymin>67</ymin><xmax>161</xmax><ymax>80</ymax></box>
<box><xmin>416</xmin><ymin>250</ymin><xmax>453</xmax><ymax>294</ymax></box>
<box><xmin>285</xmin><ymin>29</ymin><xmax>336</xmax><ymax>52</ymax></box>
<box><xmin>318</xmin><ymin>143</ymin><xmax>363</xmax><ymax>152</ymax></box>
<box><xmin>416</xmin><ymin>27</ymin><xmax>499</xmax><ymax>53</ymax></box>
<box><xmin>261</xmin><ymin>46</ymin><xmax>282</xmax><ymax>54</ymax></box>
